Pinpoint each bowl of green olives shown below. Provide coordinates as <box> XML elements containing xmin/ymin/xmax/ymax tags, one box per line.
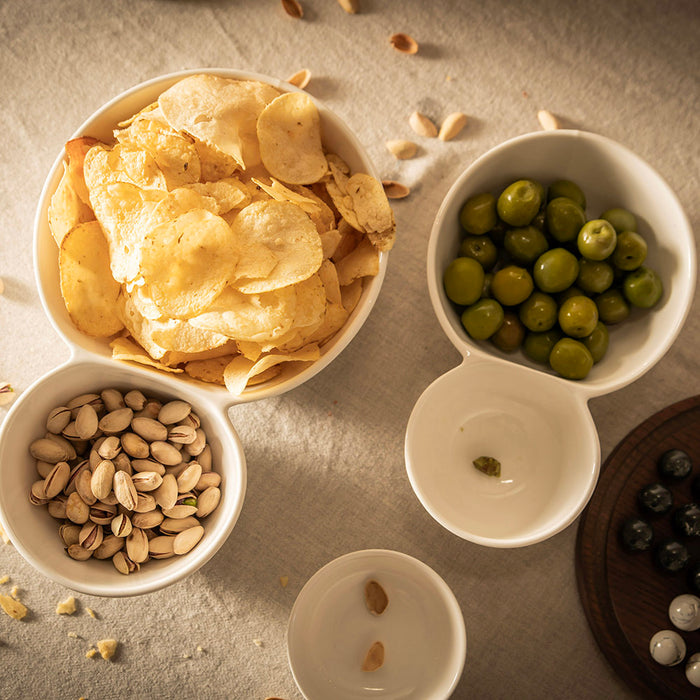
<box><xmin>405</xmin><ymin>129</ymin><xmax>695</xmax><ymax>548</ymax></box>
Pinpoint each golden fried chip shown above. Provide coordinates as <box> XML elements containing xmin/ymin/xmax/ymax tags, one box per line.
<box><xmin>305</xmin><ymin>302</ymin><xmax>349</xmax><ymax>346</ymax></box>
<box><xmin>335</xmin><ymin>238</ymin><xmax>380</xmax><ymax>287</ymax></box>
<box><xmin>223</xmin><ymin>343</ymin><xmax>320</xmax><ymax>395</ymax></box>
<box><xmin>115</xmin><ymin>112</ymin><xmax>201</xmax><ymax>189</ymax></box>
<box><xmin>184</xmin><ymin>354</ymin><xmax>236</xmax><ymax>385</ymax></box>
<box><xmin>48</xmin><ymin>162</ymin><xmax>95</xmax><ymax>246</ymax></box>
<box><xmin>345</xmin><ymin>173</ymin><xmax>396</xmax><ymax>252</ymax></box>
<box><xmin>65</xmin><ymin>136</ymin><xmax>100</xmax><ymax>204</ymax></box>
<box><xmin>59</xmin><ymin>221</ymin><xmax>123</xmax><ymax>337</ymax></box>
<box><xmin>140</xmin><ymin>209</ymin><xmax>238</xmax><ymax>318</ymax></box>
<box><xmin>257</xmin><ymin>92</ymin><xmax>328</xmax><ymax>184</ymax></box>
<box><xmin>189</xmin><ymin>285</ymin><xmax>297</xmax><ymax>344</ymax></box>
<box><xmin>317</xmin><ymin>259</ymin><xmax>342</xmax><ymax>306</ymax></box>
<box><xmin>110</xmin><ymin>336</ymin><xmax>183</xmax><ymax>373</ymax></box>
<box><xmin>88</xmin><ymin>182</ymin><xmax>166</xmax><ymax>284</ymax></box>
<box><xmin>184</xmin><ymin>178</ymin><xmax>250</xmax><ymax>214</ymax></box>
<box><xmin>84</xmin><ymin>143</ymin><xmax>167</xmax><ymax>191</ymax></box>
<box><xmin>247</xmin><ymin>364</ymin><xmax>282</xmax><ymax>386</ymax></box>
<box><xmin>320</xmin><ymin>228</ymin><xmax>342</xmax><ymax>259</ymax></box>
<box><xmin>341</xmin><ymin>278</ymin><xmax>363</xmax><ymax>314</ymax></box>
<box><xmin>230</xmin><ymin>200</ymin><xmax>323</xmax><ymax>293</ymax></box>
<box><xmin>158</xmin><ymin>74</ymin><xmax>280</xmax><ymax>169</ymax></box>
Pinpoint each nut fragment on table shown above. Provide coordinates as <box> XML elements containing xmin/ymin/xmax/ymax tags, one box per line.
<box><xmin>281</xmin><ymin>0</ymin><xmax>303</xmax><ymax>18</ymax></box>
<box><xmin>337</xmin><ymin>0</ymin><xmax>358</xmax><ymax>13</ymax></box>
<box><xmin>28</xmin><ymin>388</ymin><xmax>222</xmax><ymax>575</ymax></box>
<box><xmin>362</xmin><ymin>640</ymin><xmax>385</xmax><ymax>671</ymax></box>
<box><xmin>56</xmin><ymin>595</ymin><xmax>76</xmax><ymax>615</ymax></box>
<box><xmin>537</xmin><ymin>109</ymin><xmax>561</xmax><ymax>130</ymax></box>
<box><xmin>286</xmin><ymin>69</ymin><xmax>311</xmax><ymax>89</ymax></box>
<box><xmin>382</xmin><ymin>181</ymin><xmax>410</xmax><ymax>200</ymax></box>
<box><xmin>0</xmin><ymin>594</ymin><xmax>27</xmax><ymax>620</ymax></box>
<box><xmin>389</xmin><ymin>32</ymin><xmax>418</xmax><ymax>54</ymax></box>
<box><xmin>97</xmin><ymin>638</ymin><xmax>118</xmax><ymax>660</ymax></box>
<box><xmin>0</xmin><ymin>382</ymin><xmax>15</xmax><ymax>407</ymax></box>
<box><xmin>409</xmin><ymin>111</ymin><xmax>437</xmax><ymax>138</ymax></box>
<box><xmin>385</xmin><ymin>139</ymin><xmax>417</xmax><ymax>160</ymax></box>
<box><xmin>438</xmin><ymin>112</ymin><xmax>468</xmax><ymax>141</ymax></box>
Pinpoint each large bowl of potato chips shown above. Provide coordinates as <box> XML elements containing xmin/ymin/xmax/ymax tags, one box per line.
<box><xmin>37</xmin><ymin>68</ymin><xmax>395</xmax><ymax>404</ymax></box>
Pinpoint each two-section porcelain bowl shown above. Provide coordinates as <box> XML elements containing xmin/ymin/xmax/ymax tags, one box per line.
<box><xmin>406</xmin><ymin>130</ymin><xmax>696</xmax><ymax>548</ymax></box>
<box><xmin>0</xmin><ymin>68</ymin><xmax>388</xmax><ymax>596</ymax></box>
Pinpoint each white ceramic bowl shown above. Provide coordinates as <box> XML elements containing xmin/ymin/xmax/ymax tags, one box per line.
<box><xmin>287</xmin><ymin>549</ymin><xmax>466</xmax><ymax>700</ymax></box>
<box><xmin>405</xmin><ymin>130</ymin><xmax>696</xmax><ymax>548</ymax></box>
<box><xmin>0</xmin><ymin>68</ymin><xmax>388</xmax><ymax>595</ymax></box>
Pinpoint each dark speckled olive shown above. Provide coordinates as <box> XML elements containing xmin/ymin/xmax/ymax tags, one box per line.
<box><xmin>637</xmin><ymin>483</ymin><xmax>673</xmax><ymax>517</ymax></box>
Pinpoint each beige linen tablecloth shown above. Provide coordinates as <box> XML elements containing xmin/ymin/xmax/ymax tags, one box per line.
<box><xmin>0</xmin><ymin>0</ymin><xmax>698</xmax><ymax>698</ymax></box>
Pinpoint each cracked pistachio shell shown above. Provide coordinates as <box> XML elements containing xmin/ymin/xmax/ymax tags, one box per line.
<box><xmin>43</xmin><ymin>461</ymin><xmax>70</xmax><ymax>499</ymax></box>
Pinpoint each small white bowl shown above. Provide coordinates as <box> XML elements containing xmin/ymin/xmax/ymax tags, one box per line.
<box><xmin>287</xmin><ymin>549</ymin><xmax>466</xmax><ymax>700</ymax></box>
<box><xmin>34</xmin><ymin>68</ymin><xmax>388</xmax><ymax>404</ymax></box>
<box><xmin>406</xmin><ymin>130</ymin><xmax>696</xmax><ymax>548</ymax></box>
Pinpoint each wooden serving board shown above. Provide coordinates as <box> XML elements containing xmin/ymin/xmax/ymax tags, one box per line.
<box><xmin>576</xmin><ymin>395</ymin><xmax>700</xmax><ymax>699</ymax></box>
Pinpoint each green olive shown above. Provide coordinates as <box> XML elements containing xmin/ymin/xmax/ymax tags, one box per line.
<box><xmin>583</xmin><ymin>321</ymin><xmax>609</xmax><ymax>363</ymax></box>
<box><xmin>518</xmin><ymin>291</ymin><xmax>558</xmax><ymax>332</ymax></box>
<box><xmin>576</xmin><ymin>258</ymin><xmax>614</xmax><ymax>295</ymax></box>
<box><xmin>491</xmin><ymin>265</ymin><xmax>534</xmax><ymax>306</ymax></box>
<box><xmin>623</xmin><ymin>266</ymin><xmax>663</xmax><ymax>308</ymax></box>
<box><xmin>549</xmin><ymin>338</ymin><xmax>594</xmax><ymax>380</ymax></box>
<box><xmin>546</xmin><ymin>197</ymin><xmax>586</xmax><ymax>243</ymax></box>
<box><xmin>497</xmin><ymin>179</ymin><xmax>543</xmax><ymax>227</ymax></box>
<box><xmin>460</xmin><ymin>192</ymin><xmax>498</xmax><ymax>235</ymax></box>
<box><xmin>577</xmin><ymin>219</ymin><xmax>617</xmax><ymax>261</ymax></box>
<box><xmin>612</xmin><ymin>231</ymin><xmax>647</xmax><ymax>271</ymax></box>
<box><xmin>557</xmin><ymin>285</ymin><xmax>586</xmax><ymax>304</ymax></box>
<box><xmin>558</xmin><ymin>295</ymin><xmax>599</xmax><ymax>338</ymax></box>
<box><xmin>523</xmin><ymin>329</ymin><xmax>562</xmax><ymax>364</ymax></box>
<box><xmin>533</xmin><ymin>248</ymin><xmax>580</xmax><ymax>293</ymax></box>
<box><xmin>601</xmin><ymin>207</ymin><xmax>637</xmax><ymax>233</ymax></box>
<box><xmin>504</xmin><ymin>226</ymin><xmax>549</xmax><ymax>265</ymax></box>
<box><xmin>459</xmin><ymin>235</ymin><xmax>499</xmax><ymax>271</ymax></box>
<box><xmin>443</xmin><ymin>257</ymin><xmax>485</xmax><ymax>306</ymax></box>
<box><xmin>491</xmin><ymin>311</ymin><xmax>526</xmax><ymax>353</ymax></box>
<box><xmin>595</xmin><ymin>289</ymin><xmax>630</xmax><ymax>324</ymax></box>
<box><xmin>461</xmin><ymin>299</ymin><xmax>505</xmax><ymax>340</ymax></box>
<box><xmin>547</xmin><ymin>179</ymin><xmax>586</xmax><ymax>209</ymax></box>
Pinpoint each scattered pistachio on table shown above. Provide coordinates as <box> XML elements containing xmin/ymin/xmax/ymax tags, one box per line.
<box><xmin>28</xmin><ymin>388</ymin><xmax>222</xmax><ymax>575</ymax></box>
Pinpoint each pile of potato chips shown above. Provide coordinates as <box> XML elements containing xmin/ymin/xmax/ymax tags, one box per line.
<box><xmin>48</xmin><ymin>74</ymin><xmax>395</xmax><ymax>394</ymax></box>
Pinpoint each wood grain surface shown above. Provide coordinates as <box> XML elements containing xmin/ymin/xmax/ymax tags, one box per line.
<box><xmin>576</xmin><ymin>394</ymin><xmax>700</xmax><ymax>699</ymax></box>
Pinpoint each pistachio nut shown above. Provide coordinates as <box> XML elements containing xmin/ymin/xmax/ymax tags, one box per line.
<box><xmin>98</xmin><ymin>492</ymin><xmax>118</xmax><ymax>506</ymax></box>
<box><xmin>75</xmin><ymin>404</ymin><xmax>99</xmax><ymax>440</ymax></box>
<box><xmin>176</xmin><ymin>462</ymin><xmax>202</xmax><ymax>494</ymax></box>
<box><xmin>124</xmin><ymin>389</ymin><xmax>147</xmax><ymax>411</ymax></box>
<box><xmin>364</xmin><ymin>579</ymin><xmax>389</xmax><ymax>615</ymax></box>
<box><xmin>160</xmin><ymin>516</ymin><xmax>200</xmax><ymax>535</ymax></box>
<box><xmin>196</xmin><ymin>487</ymin><xmax>221</xmax><ymax>519</ymax></box>
<box><xmin>113</xmin><ymin>471</ymin><xmax>137</xmax><ymax>511</ymax></box>
<box><xmin>66</xmin><ymin>393</ymin><xmax>101</xmax><ymax>412</ymax></box>
<box><xmin>44</xmin><ymin>432</ymin><xmax>78</xmax><ymax>459</ymax></box>
<box><xmin>158</xmin><ymin>400</ymin><xmax>191</xmax><ymax>426</ymax></box>
<box><xmin>29</xmin><ymin>438</ymin><xmax>71</xmax><ymax>464</ymax></box>
<box><xmin>35</xmin><ymin>460</ymin><xmax>54</xmax><ymax>479</ymax></box>
<box><xmin>59</xmin><ymin>523</ymin><xmax>81</xmax><ymax>547</ymax></box>
<box><xmin>47</xmin><ymin>495</ymin><xmax>68</xmax><ymax>519</ymax></box>
<box><xmin>131</xmin><ymin>471</ymin><xmax>163</xmax><ymax>493</ymax></box>
<box><xmin>61</xmin><ymin>420</ymin><xmax>82</xmax><ymax>442</ymax></box>
<box><xmin>66</xmin><ymin>543</ymin><xmax>93</xmax><ymax>561</ymax></box>
<box><xmin>125</xmin><ymin>528</ymin><xmax>149</xmax><ymax>563</ymax></box>
<box><xmin>173</xmin><ymin>525</ymin><xmax>204</xmax><ymax>555</ymax></box>
<box><xmin>79</xmin><ymin>522</ymin><xmax>104</xmax><ymax>551</ymax></box>
<box><xmin>110</xmin><ymin>513</ymin><xmax>133</xmax><ymax>538</ymax></box>
<box><xmin>120</xmin><ymin>431</ymin><xmax>150</xmax><ymax>459</ymax></box>
<box><xmin>64</xmin><ymin>459</ymin><xmax>90</xmax><ymax>496</ymax></box>
<box><xmin>132</xmin><ymin>510</ymin><xmax>163</xmax><ymax>530</ymax></box>
<box><xmin>75</xmin><ymin>468</ymin><xmax>97</xmax><ymax>506</ymax></box>
<box><xmin>195</xmin><ymin>471</ymin><xmax>221</xmax><ymax>492</ymax></box>
<box><xmin>43</xmin><ymin>461</ymin><xmax>70</xmax><ymax>499</ymax></box>
<box><xmin>97</xmin><ymin>435</ymin><xmax>122</xmax><ymax>460</ymax></box>
<box><xmin>98</xmin><ymin>407</ymin><xmax>134</xmax><ymax>434</ymax></box>
<box><xmin>113</xmin><ymin>452</ymin><xmax>133</xmax><ymax>475</ymax></box>
<box><xmin>91</xmin><ymin>459</ymin><xmax>115</xmax><ymax>501</ymax></box>
<box><xmin>89</xmin><ymin>503</ymin><xmax>117</xmax><ymax>526</ymax></box>
<box><xmin>153</xmin><ymin>473</ymin><xmax>178</xmax><ymax>511</ymax></box>
<box><xmin>29</xmin><ymin>480</ymin><xmax>49</xmax><ymax>505</ymax></box>
<box><xmin>198</xmin><ymin>445</ymin><xmax>212</xmax><ymax>472</ymax></box>
<box><xmin>184</xmin><ymin>428</ymin><xmax>207</xmax><ymax>456</ymax></box>
<box><xmin>132</xmin><ymin>492</ymin><xmax>156</xmax><ymax>513</ymax></box>
<box><xmin>148</xmin><ymin>535</ymin><xmax>175</xmax><ymax>559</ymax></box>
<box><xmin>112</xmin><ymin>550</ymin><xmax>139</xmax><ymax>575</ymax></box>
<box><xmin>150</xmin><ymin>440</ymin><xmax>182</xmax><ymax>466</ymax></box>
<box><xmin>46</xmin><ymin>406</ymin><xmax>71</xmax><ymax>435</ymax></box>
<box><xmin>180</xmin><ymin>413</ymin><xmax>201</xmax><ymax>430</ymax></box>
<box><xmin>100</xmin><ymin>388</ymin><xmax>125</xmax><ymax>412</ymax></box>
<box><xmin>161</xmin><ymin>503</ymin><xmax>198</xmax><ymax>519</ymax></box>
<box><xmin>93</xmin><ymin>534</ymin><xmax>124</xmax><ymax>559</ymax></box>
<box><xmin>168</xmin><ymin>425</ymin><xmax>196</xmax><ymax>445</ymax></box>
<box><xmin>65</xmin><ymin>492</ymin><xmax>90</xmax><ymax>524</ymax></box>
<box><xmin>131</xmin><ymin>417</ymin><xmax>167</xmax><ymax>442</ymax></box>
<box><xmin>131</xmin><ymin>458</ymin><xmax>165</xmax><ymax>476</ymax></box>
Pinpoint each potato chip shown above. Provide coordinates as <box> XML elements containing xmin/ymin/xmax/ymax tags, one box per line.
<box><xmin>344</xmin><ymin>173</ymin><xmax>396</xmax><ymax>252</ymax></box>
<box><xmin>335</xmin><ymin>238</ymin><xmax>380</xmax><ymax>287</ymax></box>
<box><xmin>246</xmin><ymin>364</ymin><xmax>283</xmax><ymax>386</ymax></box>
<box><xmin>115</xmin><ymin>113</ymin><xmax>201</xmax><ymax>189</ymax></box>
<box><xmin>341</xmin><ymin>278</ymin><xmax>363</xmax><ymax>314</ymax></box>
<box><xmin>88</xmin><ymin>182</ymin><xmax>166</xmax><ymax>284</ymax></box>
<box><xmin>194</xmin><ymin>139</ymin><xmax>239</xmax><ymax>182</ymax></box>
<box><xmin>230</xmin><ymin>200</ymin><xmax>323</xmax><ymax>293</ymax></box>
<box><xmin>332</xmin><ymin>219</ymin><xmax>363</xmax><ymax>263</ymax></box>
<box><xmin>189</xmin><ymin>284</ymin><xmax>297</xmax><ymax>343</ymax></box>
<box><xmin>257</xmin><ymin>92</ymin><xmax>328</xmax><ymax>185</ymax></box>
<box><xmin>320</xmin><ymin>228</ymin><xmax>342</xmax><ymax>259</ymax></box>
<box><xmin>158</xmin><ymin>74</ymin><xmax>280</xmax><ymax>169</ymax></box>
<box><xmin>304</xmin><ymin>302</ymin><xmax>349</xmax><ymax>346</ymax></box>
<box><xmin>48</xmin><ymin>162</ymin><xmax>95</xmax><ymax>246</ymax></box>
<box><xmin>84</xmin><ymin>143</ymin><xmax>167</xmax><ymax>191</ymax></box>
<box><xmin>65</xmin><ymin>136</ymin><xmax>100</xmax><ymax>204</ymax></box>
<box><xmin>110</xmin><ymin>336</ymin><xmax>183</xmax><ymax>373</ymax></box>
<box><xmin>184</xmin><ymin>178</ymin><xmax>250</xmax><ymax>214</ymax></box>
<box><xmin>59</xmin><ymin>221</ymin><xmax>123</xmax><ymax>337</ymax></box>
<box><xmin>317</xmin><ymin>259</ymin><xmax>342</xmax><ymax>306</ymax></box>
<box><xmin>147</xmin><ymin>187</ymin><xmax>218</xmax><ymax>229</ymax></box>
<box><xmin>184</xmin><ymin>355</ymin><xmax>233</xmax><ymax>385</ymax></box>
<box><xmin>223</xmin><ymin>343</ymin><xmax>320</xmax><ymax>395</ymax></box>
<box><xmin>139</xmin><ymin>208</ymin><xmax>238</xmax><ymax>318</ymax></box>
